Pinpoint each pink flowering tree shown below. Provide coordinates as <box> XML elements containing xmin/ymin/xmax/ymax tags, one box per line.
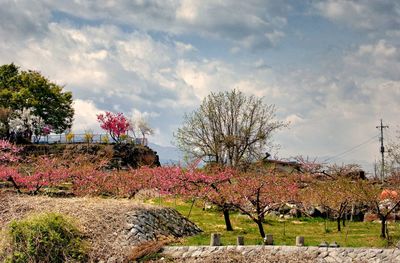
<box><xmin>97</xmin><ymin>112</ymin><xmax>130</xmax><ymax>143</ymax></box>
<box><xmin>356</xmin><ymin>179</ymin><xmax>400</xmax><ymax>239</ymax></box>
<box><xmin>227</xmin><ymin>165</ymin><xmax>299</xmax><ymax>238</ymax></box>
<box><xmin>0</xmin><ymin>140</ymin><xmax>23</xmax><ymax>192</ymax></box>
<box><xmin>153</xmin><ymin>163</ymin><xmax>237</xmax><ymax>231</ymax></box>
<box><xmin>196</xmin><ymin>167</ymin><xmax>236</xmax><ymax>231</ymax></box>
<box><xmin>0</xmin><ymin>140</ymin><xmax>22</xmax><ymax>163</ymax></box>
<box><xmin>0</xmin><ymin>141</ymin><xmax>74</xmax><ymax>195</ymax></box>
<box><xmin>20</xmin><ymin>156</ymin><xmax>70</xmax><ymax>195</ymax></box>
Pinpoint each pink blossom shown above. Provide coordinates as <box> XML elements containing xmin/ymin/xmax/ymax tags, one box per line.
<box><xmin>97</xmin><ymin>112</ymin><xmax>130</xmax><ymax>143</ymax></box>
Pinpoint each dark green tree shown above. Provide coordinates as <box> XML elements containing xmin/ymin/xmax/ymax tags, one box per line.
<box><xmin>0</xmin><ymin>63</ymin><xmax>74</xmax><ymax>135</ymax></box>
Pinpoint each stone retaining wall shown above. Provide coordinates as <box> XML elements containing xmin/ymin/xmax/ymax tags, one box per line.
<box><xmin>161</xmin><ymin>245</ymin><xmax>400</xmax><ymax>262</ymax></box>
<box><xmin>123</xmin><ymin>208</ymin><xmax>202</xmax><ymax>245</ymax></box>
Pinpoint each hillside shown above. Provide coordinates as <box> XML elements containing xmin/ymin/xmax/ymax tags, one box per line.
<box><xmin>0</xmin><ymin>193</ymin><xmax>200</xmax><ymax>262</ymax></box>
<box><xmin>21</xmin><ymin>143</ymin><xmax>161</xmax><ymax>168</ymax></box>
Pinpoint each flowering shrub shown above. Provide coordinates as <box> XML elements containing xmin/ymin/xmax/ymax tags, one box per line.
<box><xmin>83</xmin><ymin>130</ymin><xmax>94</xmax><ymax>144</ymax></box>
<box><xmin>0</xmin><ymin>140</ymin><xmax>22</xmax><ymax>164</ymax></box>
<box><xmin>9</xmin><ymin>108</ymin><xmax>52</xmax><ymax>143</ymax></box>
<box><xmin>70</xmin><ymin>165</ymin><xmax>156</xmax><ymax>198</ymax></box>
<box><xmin>65</xmin><ymin>132</ymin><xmax>75</xmax><ymax>143</ymax></box>
<box><xmin>0</xmin><ymin>157</ymin><xmax>70</xmax><ymax>195</ymax></box>
<box><xmin>101</xmin><ymin>134</ymin><xmax>110</xmax><ymax>144</ymax></box>
<box><xmin>42</xmin><ymin>125</ymin><xmax>52</xmax><ymax>135</ymax></box>
<box><xmin>97</xmin><ymin>112</ymin><xmax>130</xmax><ymax>143</ymax></box>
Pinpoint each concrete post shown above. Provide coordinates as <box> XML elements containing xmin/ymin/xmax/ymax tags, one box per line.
<box><xmin>264</xmin><ymin>234</ymin><xmax>273</xmax><ymax>245</ymax></box>
<box><xmin>296</xmin><ymin>236</ymin><xmax>305</xmax><ymax>246</ymax></box>
<box><xmin>210</xmin><ymin>233</ymin><xmax>221</xmax><ymax>246</ymax></box>
<box><xmin>237</xmin><ymin>236</ymin><xmax>244</xmax><ymax>245</ymax></box>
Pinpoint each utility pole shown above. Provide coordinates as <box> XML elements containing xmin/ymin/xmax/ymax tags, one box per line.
<box><xmin>376</xmin><ymin>119</ymin><xmax>389</xmax><ymax>183</ymax></box>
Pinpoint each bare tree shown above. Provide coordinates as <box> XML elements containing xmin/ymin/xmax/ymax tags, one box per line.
<box><xmin>387</xmin><ymin>129</ymin><xmax>400</xmax><ymax>175</ymax></box>
<box><xmin>137</xmin><ymin>117</ymin><xmax>154</xmax><ymax>145</ymax></box>
<box><xmin>174</xmin><ymin>89</ymin><xmax>287</xmax><ymax>168</ymax></box>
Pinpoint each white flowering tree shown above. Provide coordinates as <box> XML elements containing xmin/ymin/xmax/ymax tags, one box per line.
<box><xmin>128</xmin><ymin>115</ymin><xmax>153</xmax><ymax>145</ymax></box>
<box><xmin>137</xmin><ymin>117</ymin><xmax>154</xmax><ymax>145</ymax></box>
<box><xmin>9</xmin><ymin>108</ymin><xmax>51</xmax><ymax>143</ymax></box>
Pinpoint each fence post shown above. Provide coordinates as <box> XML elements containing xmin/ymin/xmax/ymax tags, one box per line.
<box><xmin>237</xmin><ymin>236</ymin><xmax>244</xmax><ymax>246</ymax></box>
<box><xmin>264</xmin><ymin>234</ymin><xmax>273</xmax><ymax>245</ymax></box>
<box><xmin>296</xmin><ymin>236</ymin><xmax>304</xmax><ymax>246</ymax></box>
<box><xmin>210</xmin><ymin>233</ymin><xmax>221</xmax><ymax>246</ymax></box>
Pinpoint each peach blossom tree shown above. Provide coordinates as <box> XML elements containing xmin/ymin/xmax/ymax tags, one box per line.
<box><xmin>97</xmin><ymin>112</ymin><xmax>130</xmax><ymax>143</ymax></box>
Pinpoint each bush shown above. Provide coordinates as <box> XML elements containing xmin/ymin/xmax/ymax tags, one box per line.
<box><xmin>3</xmin><ymin>213</ymin><xmax>88</xmax><ymax>263</ymax></box>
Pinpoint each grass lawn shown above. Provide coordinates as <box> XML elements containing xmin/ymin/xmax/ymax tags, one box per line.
<box><xmin>147</xmin><ymin>197</ymin><xmax>400</xmax><ymax>248</ymax></box>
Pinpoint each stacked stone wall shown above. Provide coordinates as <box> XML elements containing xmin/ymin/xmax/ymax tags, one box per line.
<box><xmin>161</xmin><ymin>245</ymin><xmax>400</xmax><ymax>262</ymax></box>
<box><xmin>123</xmin><ymin>208</ymin><xmax>202</xmax><ymax>245</ymax></box>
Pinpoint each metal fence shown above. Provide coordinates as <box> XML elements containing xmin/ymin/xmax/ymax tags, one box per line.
<box><xmin>35</xmin><ymin>133</ymin><xmax>148</xmax><ymax>146</ymax></box>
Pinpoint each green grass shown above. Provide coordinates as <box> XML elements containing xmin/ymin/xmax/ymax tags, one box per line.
<box><xmin>147</xmin><ymin>197</ymin><xmax>400</xmax><ymax>248</ymax></box>
<box><xmin>2</xmin><ymin>212</ymin><xmax>88</xmax><ymax>263</ymax></box>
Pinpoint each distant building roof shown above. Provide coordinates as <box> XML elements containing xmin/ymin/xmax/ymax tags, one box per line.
<box><xmin>263</xmin><ymin>159</ymin><xmax>302</xmax><ymax>173</ymax></box>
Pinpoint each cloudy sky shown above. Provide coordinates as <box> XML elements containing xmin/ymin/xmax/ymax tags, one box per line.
<box><xmin>1</xmin><ymin>0</ymin><xmax>399</xmax><ymax>171</ymax></box>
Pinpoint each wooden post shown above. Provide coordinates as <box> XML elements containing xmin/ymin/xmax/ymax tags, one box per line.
<box><xmin>296</xmin><ymin>236</ymin><xmax>304</xmax><ymax>246</ymax></box>
<box><xmin>210</xmin><ymin>233</ymin><xmax>221</xmax><ymax>246</ymax></box>
<box><xmin>264</xmin><ymin>234</ymin><xmax>273</xmax><ymax>245</ymax></box>
<box><xmin>237</xmin><ymin>236</ymin><xmax>244</xmax><ymax>246</ymax></box>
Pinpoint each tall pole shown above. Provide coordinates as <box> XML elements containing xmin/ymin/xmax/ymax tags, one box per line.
<box><xmin>376</xmin><ymin>119</ymin><xmax>389</xmax><ymax>183</ymax></box>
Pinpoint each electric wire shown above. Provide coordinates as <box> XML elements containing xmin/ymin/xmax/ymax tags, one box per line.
<box><xmin>323</xmin><ymin>134</ymin><xmax>380</xmax><ymax>162</ymax></box>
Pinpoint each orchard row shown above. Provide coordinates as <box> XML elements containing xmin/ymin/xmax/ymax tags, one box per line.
<box><xmin>0</xmin><ymin>140</ymin><xmax>399</xmax><ymax>240</ymax></box>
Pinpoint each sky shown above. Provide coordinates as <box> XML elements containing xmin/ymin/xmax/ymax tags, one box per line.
<box><xmin>1</xmin><ymin>0</ymin><xmax>399</xmax><ymax>172</ymax></box>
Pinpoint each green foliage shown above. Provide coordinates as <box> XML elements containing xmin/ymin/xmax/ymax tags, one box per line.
<box><xmin>4</xmin><ymin>213</ymin><xmax>88</xmax><ymax>263</ymax></box>
<box><xmin>0</xmin><ymin>63</ymin><xmax>74</xmax><ymax>134</ymax></box>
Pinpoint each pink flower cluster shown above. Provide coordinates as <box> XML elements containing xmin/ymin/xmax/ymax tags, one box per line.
<box><xmin>97</xmin><ymin>112</ymin><xmax>130</xmax><ymax>142</ymax></box>
<box><xmin>42</xmin><ymin>125</ymin><xmax>52</xmax><ymax>135</ymax></box>
<box><xmin>0</xmin><ymin>140</ymin><xmax>22</xmax><ymax>163</ymax></box>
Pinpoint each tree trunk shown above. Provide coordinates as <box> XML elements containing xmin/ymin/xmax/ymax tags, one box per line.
<box><xmin>380</xmin><ymin>217</ymin><xmax>387</xmax><ymax>238</ymax></box>
<box><xmin>223</xmin><ymin>208</ymin><xmax>233</xmax><ymax>231</ymax></box>
<box><xmin>342</xmin><ymin>214</ymin><xmax>346</xmax><ymax>227</ymax></box>
<box><xmin>7</xmin><ymin>176</ymin><xmax>21</xmax><ymax>194</ymax></box>
<box><xmin>337</xmin><ymin>217</ymin><xmax>341</xmax><ymax>232</ymax></box>
<box><xmin>256</xmin><ymin>220</ymin><xmax>266</xmax><ymax>238</ymax></box>
<box><xmin>350</xmin><ymin>204</ymin><xmax>355</xmax><ymax>222</ymax></box>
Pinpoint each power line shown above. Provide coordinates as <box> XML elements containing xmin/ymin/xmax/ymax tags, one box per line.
<box><xmin>324</xmin><ymin>134</ymin><xmax>379</xmax><ymax>162</ymax></box>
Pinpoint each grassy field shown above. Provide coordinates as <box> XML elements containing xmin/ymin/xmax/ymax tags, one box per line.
<box><xmin>147</xmin><ymin>197</ymin><xmax>400</xmax><ymax>248</ymax></box>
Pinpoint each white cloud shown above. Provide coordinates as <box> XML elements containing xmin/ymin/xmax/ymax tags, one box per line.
<box><xmin>357</xmin><ymin>40</ymin><xmax>397</xmax><ymax>57</ymax></box>
<box><xmin>72</xmin><ymin>99</ymin><xmax>104</xmax><ymax>133</ymax></box>
<box><xmin>344</xmin><ymin>40</ymin><xmax>400</xmax><ymax>80</ymax></box>
<box><xmin>1</xmin><ymin>0</ymin><xmax>399</xmax><ymax>171</ymax></box>
<box><xmin>314</xmin><ymin>0</ymin><xmax>400</xmax><ymax>34</ymax></box>
<box><xmin>32</xmin><ymin>0</ymin><xmax>291</xmax><ymax>50</ymax></box>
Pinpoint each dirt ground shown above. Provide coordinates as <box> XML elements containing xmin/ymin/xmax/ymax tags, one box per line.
<box><xmin>0</xmin><ymin>191</ymin><xmax>149</xmax><ymax>261</ymax></box>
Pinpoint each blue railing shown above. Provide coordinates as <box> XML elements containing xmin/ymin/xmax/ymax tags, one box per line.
<box><xmin>35</xmin><ymin>133</ymin><xmax>148</xmax><ymax>146</ymax></box>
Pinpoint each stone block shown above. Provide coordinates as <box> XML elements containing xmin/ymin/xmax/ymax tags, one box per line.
<box><xmin>237</xmin><ymin>236</ymin><xmax>245</xmax><ymax>245</ymax></box>
<box><xmin>210</xmin><ymin>233</ymin><xmax>221</xmax><ymax>246</ymax></box>
<box><xmin>264</xmin><ymin>234</ymin><xmax>274</xmax><ymax>245</ymax></box>
<box><xmin>296</xmin><ymin>236</ymin><xmax>304</xmax><ymax>246</ymax></box>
